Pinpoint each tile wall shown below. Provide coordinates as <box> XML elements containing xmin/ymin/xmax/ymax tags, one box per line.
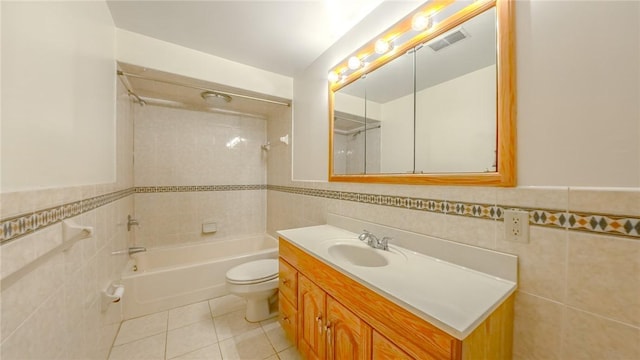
<box><xmin>132</xmin><ymin>105</ymin><xmax>268</xmax><ymax>248</ymax></box>
<box><xmin>267</xmin><ymin>107</ymin><xmax>640</xmax><ymax>359</ymax></box>
<box><xmin>0</xmin><ymin>82</ymin><xmax>135</xmax><ymax>359</ymax></box>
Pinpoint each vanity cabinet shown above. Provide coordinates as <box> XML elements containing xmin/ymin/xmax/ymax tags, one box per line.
<box><xmin>298</xmin><ymin>275</ymin><xmax>372</xmax><ymax>360</ymax></box>
<box><xmin>279</xmin><ymin>237</ymin><xmax>514</xmax><ymax>360</ymax></box>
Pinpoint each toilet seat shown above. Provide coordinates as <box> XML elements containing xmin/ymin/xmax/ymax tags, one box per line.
<box><xmin>226</xmin><ymin>259</ymin><xmax>278</xmax><ymax>285</ymax></box>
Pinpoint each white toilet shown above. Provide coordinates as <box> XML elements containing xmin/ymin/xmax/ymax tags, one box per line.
<box><xmin>225</xmin><ymin>259</ymin><xmax>279</xmax><ymax>322</ymax></box>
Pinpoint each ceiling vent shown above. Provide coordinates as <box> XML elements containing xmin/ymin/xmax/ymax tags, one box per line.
<box><xmin>427</xmin><ymin>27</ymin><xmax>469</xmax><ymax>52</ymax></box>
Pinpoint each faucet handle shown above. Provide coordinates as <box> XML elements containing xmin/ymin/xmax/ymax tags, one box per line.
<box><xmin>358</xmin><ymin>230</ymin><xmax>370</xmax><ymax>241</ymax></box>
<box><xmin>379</xmin><ymin>237</ymin><xmax>392</xmax><ymax>251</ymax></box>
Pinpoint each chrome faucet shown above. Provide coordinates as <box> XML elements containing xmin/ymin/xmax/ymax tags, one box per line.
<box><xmin>128</xmin><ymin>246</ymin><xmax>146</xmax><ymax>255</ymax></box>
<box><xmin>111</xmin><ymin>246</ymin><xmax>147</xmax><ymax>256</ymax></box>
<box><xmin>127</xmin><ymin>215</ymin><xmax>139</xmax><ymax>231</ymax></box>
<box><xmin>358</xmin><ymin>230</ymin><xmax>391</xmax><ymax>251</ymax></box>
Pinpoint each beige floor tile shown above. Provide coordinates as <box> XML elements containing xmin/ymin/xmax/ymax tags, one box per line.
<box><xmin>114</xmin><ymin>311</ymin><xmax>168</xmax><ymax>345</ymax></box>
<box><xmin>170</xmin><ymin>343</ymin><xmax>223</xmax><ymax>360</ymax></box>
<box><xmin>261</xmin><ymin>318</ymin><xmax>293</xmax><ymax>352</ymax></box>
<box><xmin>169</xmin><ymin>301</ymin><xmax>213</xmax><ymax>330</ymax></box>
<box><xmin>263</xmin><ymin>355</ymin><xmax>279</xmax><ymax>360</ymax></box>
<box><xmin>166</xmin><ymin>319</ymin><xmax>218</xmax><ymax>359</ymax></box>
<box><xmin>214</xmin><ymin>309</ymin><xmax>260</xmax><ymax>341</ymax></box>
<box><xmin>108</xmin><ymin>333</ymin><xmax>166</xmax><ymax>360</ymax></box>
<box><xmin>218</xmin><ymin>328</ymin><xmax>275</xmax><ymax>360</ymax></box>
<box><xmin>277</xmin><ymin>347</ymin><xmax>302</xmax><ymax>360</ymax></box>
<box><xmin>209</xmin><ymin>294</ymin><xmax>246</xmax><ymax>317</ymax></box>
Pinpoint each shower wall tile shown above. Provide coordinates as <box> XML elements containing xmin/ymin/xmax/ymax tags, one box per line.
<box><xmin>134</xmin><ymin>190</ymin><xmax>266</xmax><ymax>248</ymax></box>
<box><xmin>134</xmin><ymin>105</ymin><xmax>267</xmax><ymax>187</ymax></box>
<box><xmin>132</xmin><ymin>104</ymin><xmax>268</xmax><ymax>247</ymax></box>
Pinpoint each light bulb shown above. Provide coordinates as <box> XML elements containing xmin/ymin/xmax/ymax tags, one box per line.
<box><xmin>348</xmin><ymin>56</ymin><xmax>362</xmax><ymax>70</ymax></box>
<box><xmin>412</xmin><ymin>12</ymin><xmax>433</xmax><ymax>31</ymax></box>
<box><xmin>375</xmin><ymin>39</ymin><xmax>391</xmax><ymax>54</ymax></box>
<box><xmin>328</xmin><ymin>71</ymin><xmax>339</xmax><ymax>83</ymax></box>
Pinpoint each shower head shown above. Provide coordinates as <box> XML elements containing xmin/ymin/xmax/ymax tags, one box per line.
<box><xmin>201</xmin><ymin>91</ymin><xmax>232</xmax><ymax>105</ymax></box>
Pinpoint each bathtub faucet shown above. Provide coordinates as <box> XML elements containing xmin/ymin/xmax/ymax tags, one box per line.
<box><xmin>128</xmin><ymin>246</ymin><xmax>147</xmax><ymax>255</ymax></box>
<box><xmin>111</xmin><ymin>246</ymin><xmax>147</xmax><ymax>256</ymax></box>
<box><xmin>127</xmin><ymin>215</ymin><xmax>139</xmax><ymax>231</ymax></box>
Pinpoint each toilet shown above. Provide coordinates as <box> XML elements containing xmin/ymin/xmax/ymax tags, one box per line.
<box><xmin>225</xmin><ymin>259</ymin><xmax>279</xmax><ymax>322</ymax></box>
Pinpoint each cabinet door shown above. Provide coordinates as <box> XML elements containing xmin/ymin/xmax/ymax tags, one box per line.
<box><xmin>326</xmin><ymin>297</ymin><xmax>372</xmax><ymax>360</ymax></box>
<box><xmin>372</xmin><ymin>331</ymin><xmax>414</xmax><ymax>360</ymax></box>
<box><xmin>298</xmin><ymin>275</ymin><xmax>326</xmax><ymax>360</ymax></box>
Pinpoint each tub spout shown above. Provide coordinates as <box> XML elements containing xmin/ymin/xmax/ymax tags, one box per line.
<box><xmin>128</xmin><ymin>246</ymin><xmax>146</xmax><ymax>255</ymax></box>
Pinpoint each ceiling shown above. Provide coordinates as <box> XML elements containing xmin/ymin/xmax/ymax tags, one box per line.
<box><xmin>107</xmin><ymin>0</ymin><xmax>386</xmax><ymax>77</ymax></box>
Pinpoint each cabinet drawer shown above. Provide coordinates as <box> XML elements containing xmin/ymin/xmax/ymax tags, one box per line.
<box><xmin>279</xmin><ymin>258</ymin><xmax>298</xmax><ymax>305</ymax></box>
<box><xmin>279</xmin><ymin>293</ymin><xmax>297</xmax><ymax>347</ymax></box>
<box><xmin>373</xmin><ymin>331</ymin><xmax>414</xmax><ymax>360</ymax></box>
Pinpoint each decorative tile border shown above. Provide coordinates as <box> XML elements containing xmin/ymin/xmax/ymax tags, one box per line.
<box><xmin>3</xmin><ymin>184</ymin><xmax>638</xmax><ymax>243</ymax></box>
<box><xmin>267</xmin><ymin>185</ymin><xmax>640</xmax><ymax>240</ymax></box>
<box><xmin>1</xmin><ymin>188</ymin><xmax>134</xmax><ymax>244</ymax></box>
<box><xmin>0</xmin><ymin>185</ymin><xmax>267</xmax><ymax>244</ymax></box>
<box><xmin>135</xmin><ymin>185</ymin><xmax>267</xmax><ymax>193</ymax></box>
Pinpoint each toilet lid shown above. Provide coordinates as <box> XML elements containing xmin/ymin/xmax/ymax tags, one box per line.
<box><xmin>226</xmin><ymin>259</ymin><xmax>278</xmax><ymax>284</ymax></box>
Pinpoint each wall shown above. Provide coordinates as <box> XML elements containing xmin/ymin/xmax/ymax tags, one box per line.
<box><xmin>0</xmin><ymin>2</ymin><xmax>134</xmax><ymax>359</ymax></box>
<box><xmin>133</xmin><ymin>105</ymin><xmax>267</xmax><ymax>248</ymax></box>
<box><xmin>274</xmin><ymin>0</ymin><xmax>640</xmax><ymax>358</ymax></box>
<box><xmin>0</xmin><ymin>81</ymin><xmax>134</xmax><ymax>359</ymax></box>
<box><xmin>116</xmin><ymin>29</ymin><xmax>293</xmax><ymax>101</ymax></box>
<box><xmin>294</xmin><ymin>0</ymin><xmax>640</xmax><ymax>187</ymax></box>
<box><xmin>1</xmin><ymin>1</ymin><xmax>117</xmax><ymax>191</ymax></box>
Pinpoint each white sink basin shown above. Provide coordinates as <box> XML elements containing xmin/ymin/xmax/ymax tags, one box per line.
<box><xmin>328</xmin><ymin>243</ymin><xmax>389</xmax><ymax>267</ymax></box>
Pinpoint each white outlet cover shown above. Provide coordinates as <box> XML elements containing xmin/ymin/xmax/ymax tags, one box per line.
<box><xmin>504</xmin><ymin>209</ymin><xmax>530</xmax><ymax>243</ymax></box>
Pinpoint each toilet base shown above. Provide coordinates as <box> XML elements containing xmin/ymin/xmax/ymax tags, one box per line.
<box><xmin>245</xmin><ymin>291</ymin><xmax>279</xmax><ymax>322</ymax></box>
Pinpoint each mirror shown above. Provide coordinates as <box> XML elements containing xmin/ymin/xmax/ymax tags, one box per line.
<box><xmin>329</xmin><ymin>0</ymin><xmax>515</xmax><ymax>186</ymax></box>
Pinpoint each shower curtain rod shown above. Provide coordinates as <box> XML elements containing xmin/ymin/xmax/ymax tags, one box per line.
<box><xmin>117</xmin><ymin>71</ymin><xmax>291</xmax><ymax>107</ymax></box>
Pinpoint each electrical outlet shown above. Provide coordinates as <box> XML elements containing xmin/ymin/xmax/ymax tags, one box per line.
<box><xmin>504</xmin><ymin>209</ymin><xmax>530</xmax><ymax>243</ymax></box>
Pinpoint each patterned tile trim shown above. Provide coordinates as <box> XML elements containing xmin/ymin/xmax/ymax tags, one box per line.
<box><xmin>267</xmin><ymin>185</ymin><xmax>640</xmax><ymax>240</ymax></box>
<box><xmin>135</xmin><ymin>185</ymin><xmax>267</xmax><ymax>193</ymax></box>
<box><xmin>1</xmin><ymin>188</ymin><xmax>134</xmax><ymax>245</ymax></box>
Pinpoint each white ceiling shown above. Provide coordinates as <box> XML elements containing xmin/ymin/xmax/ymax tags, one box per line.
<box><xmin>107</xmin><ymin>0</ymin><xmax>386</xmax><ymax>77</ymax></box>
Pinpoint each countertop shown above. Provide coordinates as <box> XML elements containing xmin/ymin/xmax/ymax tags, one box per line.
<box><xmin>278</xmin><ymin>224</ymin><xmax>517</xmax><ymax>340</ymax></box>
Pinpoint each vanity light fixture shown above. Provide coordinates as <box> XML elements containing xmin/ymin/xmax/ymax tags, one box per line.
<box><xmin>328</xmin><ymin>0</ymin><xmax>456</xmax><ymax>85</ymax></box>
<box><xmin>374</xmin><ymin>38</ymin><xmax>392</xmax><ymax>54</ymax></box>
<box><xmin>411</xmin><ymin>12</ymin><xmax>433</xmax><ymax>31</ymax></box>
<box><xmin>348</xmin><ymin>56</ymin><xmax>363</xmax><ymax>70</ymax></box>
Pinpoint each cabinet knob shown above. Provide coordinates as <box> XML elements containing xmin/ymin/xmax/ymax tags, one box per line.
<box><xmin>281</xmin><ymin>278</ymin><xmax>289</xmax><ymax>285</ymax></box>
<box><xmin>281</xmin><ymin>316</ymin><xmax>289</xmax><ymax>324</ymax></box>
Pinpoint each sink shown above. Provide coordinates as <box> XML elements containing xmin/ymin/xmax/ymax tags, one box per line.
<box><xmin>327</xmin><ymin>243</ymin><xmax>389</xmax><ymax>267</ymax></box>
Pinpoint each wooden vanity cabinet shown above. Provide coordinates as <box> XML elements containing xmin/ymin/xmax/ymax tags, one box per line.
<box><xmin>278</xmin><ymin>237</ymin><xmax>514</xmax><ymax>360</ymax></box>
<box><xmin>298</xmin><ymin>275</ymin><xmax>372</xmax><ymax>360</ymax></box>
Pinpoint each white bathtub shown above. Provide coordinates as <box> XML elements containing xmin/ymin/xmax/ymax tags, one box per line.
<box><xmin>121</xmin><ymin>234</ymin><xmax>278</xmax><ymax>319</ymax></box>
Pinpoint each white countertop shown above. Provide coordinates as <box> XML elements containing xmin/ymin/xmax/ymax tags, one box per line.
<box><xmin>278</xmin><ymin>224</ymin><xmax>517</xmax><ymax>340</ymax></box>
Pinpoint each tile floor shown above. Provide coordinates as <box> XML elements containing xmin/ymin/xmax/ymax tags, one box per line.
<box><xmin>108</xmin><ymin>295</ymin><xmax>301</xmax><ymax>360</ymax></box>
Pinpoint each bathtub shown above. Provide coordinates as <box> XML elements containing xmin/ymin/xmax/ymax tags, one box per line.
<box><xmin>121</xmin><ymin>234</ymin><xmax>278</xmax><ymax>319</ymax></box>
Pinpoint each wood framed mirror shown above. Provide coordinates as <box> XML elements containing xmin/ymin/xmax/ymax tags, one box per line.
<box><xmin>329</xmin><ymin>0</ymin><xmax>515</xmax><ymax>186</ymax></box>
